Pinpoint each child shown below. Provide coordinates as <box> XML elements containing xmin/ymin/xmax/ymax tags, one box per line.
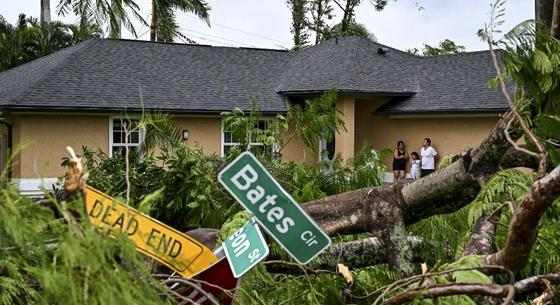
<box><xmin>410</xmin><ymin>152</ymin><xmax>420</xmax><ymax>180</ymax></box>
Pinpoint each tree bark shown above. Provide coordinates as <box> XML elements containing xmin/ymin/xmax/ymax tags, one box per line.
<box><xmin>536</xmin><ymin>0</ymin><xmax>554</xmax><ymax>26</ymax></box>
<box><xmin>150</xmin><ymin>0</ymin><xmax>158</xmax><ymax>41</ymax></box>
<box><xmin>461</xmin><ymin>213</ymin><xmax>500</xmax><ymax>257</ymax></box>
<box><xmin>551</xmin><ymin>0</ymin><xmax>560</xmax><ymax>38</ymax></box>
<box><xmin>40</xmin><ymin>0</ymin><xmax>51</xmax><ymax>24</ymax></box>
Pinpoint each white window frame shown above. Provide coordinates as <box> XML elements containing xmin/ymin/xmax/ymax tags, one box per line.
<box><xmin>220</xmin><ymin>118</ymin><xmax>275</xmax><ymax>157</ymax></box>
<box><xmin>108</xmin><ymin>116</ymin><xmax>145</xmax><ymax>157</ymax></box>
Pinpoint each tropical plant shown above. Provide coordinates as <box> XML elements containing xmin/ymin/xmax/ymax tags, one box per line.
<box><xmin>0</xmin><ymin>183</ymin><xmax>173</xmax><ymax>305</ymax></box>
<box><xmin>0</xmin><ymin>14</ymin><xmax>72</xmax><ymax>71</ymax></box>
<box><xmin>56</xmin><ymin>0</ymin><xmax>145</xmax><ymax>38</ymax></box>
<box><xmin>284</xmin><ymin>90</ymin><xmax>345</xmax><ymax>155</ymax></box>
<box><xmin>149</xmin><ymin>0</ymin><xmax>210</xmax><ymax>42</ymax></box>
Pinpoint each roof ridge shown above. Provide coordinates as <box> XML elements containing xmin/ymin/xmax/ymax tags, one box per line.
<box><xmin>420</xmin><ymin>49</ymin><xmax>500</xmax><ymax>58</ymax></box>
<box><xmin>111</xmin><ymin>38</ymin><xmax>290</xmax><ymax>52</ymax></box>
<box><xmin>13</xmin><ymin>39</ymin><xmax>98</xmax><ymax>105</ymax></box>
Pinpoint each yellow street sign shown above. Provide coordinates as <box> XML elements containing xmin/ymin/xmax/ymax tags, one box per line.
<box><xmin>84</xmin><ymin>186</ymin><xmax>218</xmax><ymax>278</ymax></box>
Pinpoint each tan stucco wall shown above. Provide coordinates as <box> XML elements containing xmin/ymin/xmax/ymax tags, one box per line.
<box><xmin>12</xmin><ymin>114</ymin><xmax>109</xmax><ymax>178</ymax></box>
<box><xmin>8</xmin><ymin>101</ymin><xmax>499</xmax><ymax>179</ymax></box>
<box><xmin>354</xmin><ymin>98</ymin><xmax>501</xmax><ymax>170</ymax></box>
<box><xmin>9</xmin><ymin>114</ymin><xmax>316</xmax><ymax>178</ymax></box>
<box><xmin>174</xmin><ymin>117</ymin><xmax>221</xmax><ymax>156</ymax></box>
<box><xmin>281</xmin><ymin>124</ymin><xmax>317</xmax><ymax>164</ymax></box>
<box><xmin>336</xmin><ymin>96</ymin><xmax>355</xmax><ymax>159</ymax></box>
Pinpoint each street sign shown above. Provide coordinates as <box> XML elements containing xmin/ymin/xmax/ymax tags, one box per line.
<box><xmin>223</xmin><ymin>219</ymin><xmax>269</xmax><ymax>278</ymax></box>
<box><xmin>84</xmin><ymin>185</ymin><xmax>218</xmax><ymax>278</ymax></box>
<box><xmin>172</xmin><ymin>249</ymin><xmax>239</xmax><ymax>305</ymax></box>
<box><xmin>218</xmin><ymin>152</ymin><xmax>331</xmax><ymax>264</ymax></box>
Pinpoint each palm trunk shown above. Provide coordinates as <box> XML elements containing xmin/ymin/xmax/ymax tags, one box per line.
<box><xmin>551</xmin><ymin>0</ymin><xmax>560</xmax><ymax>38</ymax></box>
<box><xmin>40</xmin><ymin>0</ymin><xmax>51</xmax><ymax>24</ymax></box>
<box><xmin>150</xmin><ymin>0</ymin><xmax>157</xmax><ymax>41</ymax></box>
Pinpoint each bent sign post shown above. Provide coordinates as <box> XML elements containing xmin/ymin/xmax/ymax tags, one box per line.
<box><xmin>219</xmin><ymin>152</ymin><xmax>330</xmax><ymax>264</ymax></box>
<box><xmin>84</xmin><ymin>186</ymin><xmax>218</xmax><ymax>278</ymax></box>
<box><xmin>223</xmin><ymin>219</ymin><xmax>269</xmax><ymax>278</ymax></box>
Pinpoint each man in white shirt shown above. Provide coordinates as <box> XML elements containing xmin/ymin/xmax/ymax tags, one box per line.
<box><xmin>420</xmin><ymin>138</ymin><xmax>437</xmax><ymax>177</ymax></box>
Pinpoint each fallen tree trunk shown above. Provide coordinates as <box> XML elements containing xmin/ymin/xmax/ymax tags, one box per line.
<box><xmin>191</xmin><ymin>113</ymin><xmax>527</xmax><ymax>273</ymax></box>
<box><xmin>300</xmin><ymin>112</ymin><xmax>521</xmax><ymax>272</ymax></box>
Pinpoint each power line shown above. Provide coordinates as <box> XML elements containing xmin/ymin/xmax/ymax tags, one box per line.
<box><xmin>178</xmin><ymin>33</ymin><xmax>236</xmax><ymax>47</ymax></box>
<box><xmin>180</xmin><ymin>28</ymin><xmax>259</xmax><ymax>47</ymax></box>
<box><xmin>183</xmin><ymin>15</ymin><xmax>291</xmax><ymax>45</ymax></box>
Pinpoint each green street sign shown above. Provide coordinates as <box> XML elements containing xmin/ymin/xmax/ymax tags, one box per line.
<box><xmin>219</xmin><ymin>152</ymin><xmax>331</xmax><ymax>264</ymax></box>
<box><xmin>223</xmin><ymin>219</ymin><xmax>269</xmax><ymax>278</ymax></box>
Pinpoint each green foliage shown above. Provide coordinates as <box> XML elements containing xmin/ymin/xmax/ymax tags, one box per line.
<box><xmin>80</xmin><ymin>145</ymin><xmax>237</xmax><ymax>231</ymax></box>
<box><xmin>468</xmin><ymin>168</ymin><xmax>535</xmax><ymax>225</ymax></box>
<box><xmin>534</xmin><ymin>114</ymin><xmax>560</xmax><ymax>166</ymax></box>
<box><xmin>151</xmin><ymin>0</ymin><xmax>211</xmax><ymax>42</ymax></box>
<box><xmin>0</xmin><ymin>14</ymin><xmax>99</xmax><ymax>72</ymax></box>
<box><xmin>407</xmin><ymin>39</ymin><xmax>466</xmax><ymax>56</ymax></box>
<box><xmin>323</xmin><ymin>21</ymin><xmax>377</xmax><ymax>41</ymax></box>
<box><xmin>499</xmin><ymin>20</ymin><xmax>560</xmax><ymax>115</ymax></box>
<box><xmin>437</xmin><ymin>154</ymin><xmax>454</xmax><ymax>170</ymax></box>
<box><xmin>57</xmin><ymin>0</ymin><xmax>146</xmax><ymax>39</ymax></box>
<box><xmin>287</xmin><ymin>0</ymin><xmax>309</xmax><ymax>50</ymax></box>
<box><xmin>221</xmin><ymin>101</ymin><xmax>288</xmax><ymax>160</ymax></box>
<box><xmin>0</xmin><ymin>186</ymin><xmax>172</xmax><ymax>305</ymax></box>
<box><xmin>286</xmin><ymin>90</ymin><xmax>345</xmax><ymax>155</ymax></box>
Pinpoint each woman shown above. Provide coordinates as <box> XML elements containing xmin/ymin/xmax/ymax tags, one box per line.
<box><xmin>392</xmin><ymin>140</ymin><xmax>409</xmax><ymax>181</ymax></box>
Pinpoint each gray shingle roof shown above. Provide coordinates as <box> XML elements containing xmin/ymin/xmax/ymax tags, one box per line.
<box><xmin>375</xmin><ymin>50</ymin><xmax>509</xmax><ymax>114</ymax></box>
<box><xmin>0</xmin><ymin>37</ymin><xmax>507</xmax><ymax>114</ymax></box>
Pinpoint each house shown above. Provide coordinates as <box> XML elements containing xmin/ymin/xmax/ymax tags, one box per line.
<box><xmin>0</xmin><ymin>36</ymin><xmax>507</xmax><ymax>194</ymax></box>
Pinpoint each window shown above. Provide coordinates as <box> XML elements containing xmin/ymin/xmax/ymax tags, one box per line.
<box><xmin>109</xmin><ymin>118</ymin><xmax>144</xmax><ymax>157</ymax></box>
<box><xmin>222</xmin><ymin>120</ymin><xmax>272</xmax><ymax>156</ymax></box>
<box><xmin>319</xmin><ymin>137</ymin><xmax>336</xmax><ymax>161</ymax></box>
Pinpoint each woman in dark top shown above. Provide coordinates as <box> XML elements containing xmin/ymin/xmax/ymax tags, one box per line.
<box><xmin>392</xmin><ymin>140</ymin><xmax>409</xmax><ymax>181</ymax></box>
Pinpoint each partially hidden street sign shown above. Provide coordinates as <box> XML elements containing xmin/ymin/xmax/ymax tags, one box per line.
<box><xmin>223</xmin><ymin>219</ymin><xmax>269</xmax><ymax>278</ymax></box>
<box><xmin>218</xmin><ymin>152</ymin><xmax>331</xmax><ymax>264</ymax></box>
<box><xmin>84</xmin><ymin>185</ymin><xmax>218</xmax><ymax>278</ymax></box>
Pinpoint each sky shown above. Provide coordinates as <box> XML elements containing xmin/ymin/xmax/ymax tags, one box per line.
<box><xmin>1</xmin><ymin>0</ymin><xmax>534</xmax><ymax>52</ymax></box>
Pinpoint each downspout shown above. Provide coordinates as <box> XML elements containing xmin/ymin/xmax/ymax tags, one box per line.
<box><xmin>0</xmin><ymin>120</ymin><xmax>13</xmax><ymax>179</ymax></box>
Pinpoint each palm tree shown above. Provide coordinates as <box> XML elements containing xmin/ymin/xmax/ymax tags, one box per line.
<box><xmin>57</xmin><ymin>0</ymin><xmax>146</xmax><ymax>39</ymax></box>
<box><xmin>0</xmin><ymin>14</ymin><xmax>98</xmax><ymax>72</ymax></box>
<box><xmin>41</xmin><ymin>0</ymin><xmax>51</xmax><ymax>23</ymax></box>
<box><xmin>150</xmin><ymin>0</ymin><xmax>210</xmax><ymax>42</ymax></box>
<box><xmin>0</xmin><ymin>14</ymin><xmax>41</xmax><ymax>71</ymax></box>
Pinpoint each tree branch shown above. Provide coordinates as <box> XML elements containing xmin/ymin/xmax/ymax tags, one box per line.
<box><xmin>461</xmin><ymin>212</ymin><xmax>500</xmax><ymax>257</ymax></box>
<box><xmin>486</xmin><ymin>165</ymin><xmax>560</xmax><ymax>270</ymax></box>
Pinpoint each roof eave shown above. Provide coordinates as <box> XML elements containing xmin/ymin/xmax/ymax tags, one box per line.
<box><xmin>278</xmin><ymin>89</ymin><xmax>416</xmax><ymax>98</ymax></box>
<box><xmin>0</xmin><ymin>105</ymin><xmax>287</xmax><ymax>116</ymax></box>
<box><xmin>374</xmin><ymin>108</ymin><xmax>510</xmax><ymax>116</ymax></box>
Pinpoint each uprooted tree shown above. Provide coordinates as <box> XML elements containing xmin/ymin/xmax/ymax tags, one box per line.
<box><xmin>191</xmin><ymin>3</ymin><xmax>560</xmax><ymax>303</ymax></box>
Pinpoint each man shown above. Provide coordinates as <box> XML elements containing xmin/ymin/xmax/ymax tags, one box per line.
<box><xmin>420</xmin><ymin>138</ymin><xmax>437</xmax><ymax>177</ymax></box>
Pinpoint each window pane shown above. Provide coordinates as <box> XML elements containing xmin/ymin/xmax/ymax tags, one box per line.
<box><xmin>224</xmin><ymin>145</ymin><xmax>232</xmax><ymax>155</ymax></box>
<box><xmin>129</xmin><ymin>131</ymin><xmax>139</xmax><ymax>144</ymax></box>
<box><xmin>113</xmin><ymin>131</ymin><xmax>122</xmax><ymax>144</ymax></box>
<box><xmin>224</xmin><ymin>131</ymin><xmax>232</xmax><ymax>143</ymax></box>
<box><xmin>113</xmin><ymin>119</ymin><xmax>122</xmax><ymax>130</ymax></box>
<box><xmin>257</xmin><ymin>120</ymin><xmax>267</xmax><ymax>130</ymax></box>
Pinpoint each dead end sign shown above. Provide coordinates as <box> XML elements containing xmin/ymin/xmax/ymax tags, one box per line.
<box><xmin>218</xmin><ymin>152</ymin><xmax>331</xmax><ymax>265</ymax></box>
<box><xmin>84</xmin><ymin>185</ymin><xmax>218</xmax><ymax>278</ymax></box>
